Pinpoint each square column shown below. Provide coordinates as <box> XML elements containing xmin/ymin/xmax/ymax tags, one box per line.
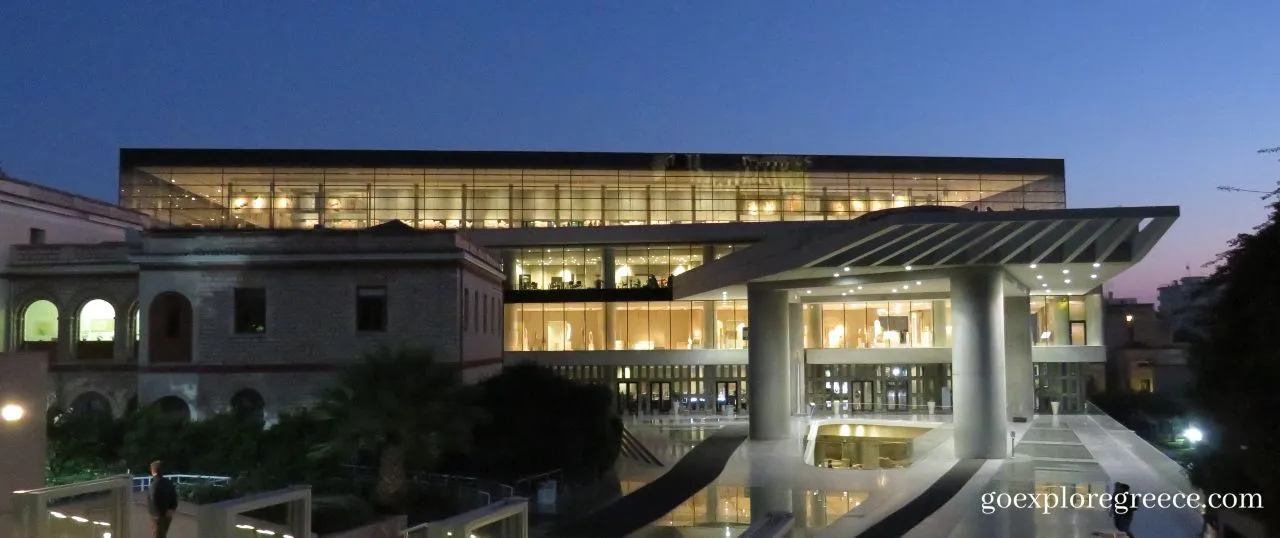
<box><xmin>1085</xmin><ymin>291</ymin><xmax>1105</xmax><ymax>346</ymax></box>
<box><xmin>1004</xmin><ymin>295</ymin><xmax>1034</xmax><ymax>421</ymax></box>
<box><xmin>789</xmin><ymin>302</ymin><xmax>805</xmax><ymax>414</ymax></box>
<box><xmin>747</xmin><ymin>286</ymin><xmax>790</xmax><ymax>440</ymax></box>
<box><xmin>950</xmin><ymin>267</ymin><xmax>1009</xmax><ymax>459</ymax></box>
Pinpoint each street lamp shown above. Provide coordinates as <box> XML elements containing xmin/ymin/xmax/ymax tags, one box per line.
<box><xmin>1</xmin><ymin>403</ymin><xmax>25</xmax><ymax>422</ymax></box>
<box><xmin>1183</xmin><ymin>426</ymin><xmax>1204</xmax><ymax>444</ymax></box>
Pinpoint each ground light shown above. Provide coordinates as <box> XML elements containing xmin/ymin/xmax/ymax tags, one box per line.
<box><xmin>1183</xmin><ymin>426</ymin><xmax>1204</xmax><ymax>444</ymax></box>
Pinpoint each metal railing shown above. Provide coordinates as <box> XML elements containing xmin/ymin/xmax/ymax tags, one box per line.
<box><xmin>130</xmin><ymin>474</ymin><xmax>231</xmax><ymax>492</ymax></box>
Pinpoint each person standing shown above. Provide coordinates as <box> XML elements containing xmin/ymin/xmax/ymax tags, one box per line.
<box><xmin>1112</xmin><ymin>482</ymin><xmax>1137</xmax><ymax>537</ymax></box>
<box><xmin>148</xmin><ymin>460</ymin><xmax>178</xmax><ymax>538</ymax></box>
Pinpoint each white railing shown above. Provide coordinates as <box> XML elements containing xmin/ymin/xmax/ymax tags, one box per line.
<box><xmin>131</xmin><ymin>473</ymin><xmax>232</xmax><ymax>492</ymax></box>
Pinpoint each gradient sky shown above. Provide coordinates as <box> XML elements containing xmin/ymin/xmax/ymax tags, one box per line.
<box><xmin>2</xmin><ymin>2</ymin><xmax>1277</xmax><ymax>302</ymax></box>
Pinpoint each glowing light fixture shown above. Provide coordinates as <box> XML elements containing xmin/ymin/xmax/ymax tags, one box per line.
<box><xmin>1092</xmin><ymin>262</ymin><xmax>1101</xmax><ymax>268</ymax></box>
<box><xmin>1090</xmin><ymin>274</ymin><xmax>1098</xmax><ymax>279</ymax></box>
<box><xmin>1029</xmin><ymin>264</ymin><xmax>1038</xmax><ymax>269</ymax></box>
<box><xmin>1062</xmin><ymin>269</ymin><xmax>1070</xmax><ymax>274</ymax></box>
<box><xmin>1</xmin><ymin>404</ymin><xmax>24</xmax><ymax>422</ymax></box>
<box><xmin>1183</xmin><ymin>426</ymin><xmax>1203</xmax><ymax>443</ymax></box>
<box><xmin>905</xmin><ymin>265</ymin><xmax>913</xmax><ymax>270</ymax></box>
<box><xmin>843</xmin><ymin>267</ymin><xmax>850</xmax><ymax>272</ymax></box>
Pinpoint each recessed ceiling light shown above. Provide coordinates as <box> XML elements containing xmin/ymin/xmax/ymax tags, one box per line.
<box><xmin>841</xmin><ymin>292</ymin><xmax>847</xmax><ymax>296</ymax></box>
<box><xmin>916</xmin><ymin>281</ymin><xmax>922</xmax><ymax>285</ymax></box>
<box><xmin>905</xmin><ymin>266</ymin><xmax>913</xmax><ymax>270</ymax></box>
<box><xmin>892</xmin><ymin>288</ymin><xmax>898</xmax><ymax>292</ymax></box>
<box><xmin>857</xmin><ymin>286</ymin><xmax>863</xmax><ymax>290</ymax></box>
<box><xmin>1064</xmin><ymin>279</ymin><xmax>1071</xmax><ymax>284</ymax></box>
<box><xmin>1046</xmin><ymin>289</ymin><xmax>1052</xmax><ymax>293</ymax></box>
<box><xmin>833</xmin><ymin>273</ymin><xmax>840</xmax><ymax>277</ymax></box>
<box><xmin>903</xmin><ymin>284</ymin><xmax>910</xmax><ymax>289</ymax></box>
<box><xmin>1062</xmin><ymin>269</ymin><xmax>1070</xmax><ymax>274</ymax></box>
<box><xmin>843</xmin><ymin>267</ymin><xmax>850</xmax><ymax>272</ymax></box>
<box><xmin>1042</xmin><ymin>283</ymin><xmax>1048</xmax><ymax>287</ymax></box>
<box><xmin>1092</xmin><ymin>262</ymin><xmax>1100</xmax><ymax>268</ymax></box>
<box><xmin>806</xmin><ymin>290</ymin><xmax>811</xmax><ymax>294</ymax></box>
<box><xmin>1036</xmin><ymin>275</ymin><xmax>1043</xmax><ymax>280</ymax></box>
<box><xmin>1090</xmin><ymin>274</ymin><xmax>1098</xmax><ymax>279</ymax></box>
<box><xmin>1030</xmin><ymin>264</ymin><xmax>1038</xmax><ymax>269</ymax></box>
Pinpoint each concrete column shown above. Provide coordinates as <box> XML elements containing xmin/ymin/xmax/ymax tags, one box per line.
<box><xmin>932</xmin><ymin>300</ymin><xmax>948</xmax><ymax>347</ymax></box>
<box><xmin>603</xmin><ymin>247</ymin><xmax>617</xmax><ymax>288</ymax></box>
<box><xmin>789</xmin><ymin>302</ymin><xmax>805</xmax><ymax>414</ymax></box>
<box><xmin>950</xmin><ymin>267</ymin><xmax>1009</xmax><ymax>459</ymax></box>
<box><xmin>1085</xmin><ymin>292</ymin><xmax>1105</xmax><ymax>346</ymax></box>
<box><xmin>501</xmin><ymin>249</ymin><xmax>518</xmax><ymax>290</ymax></box>
<box><xmin>702</xmin><ymin>244</ymin><xmax>716</xmax><ymax>264</ymax></box>
<box><xmin>1004</xmin><ymin>295</ymin><xmax>1034</xmax><ymax>421</ymax></box>
<box><xmin>605</xmin><ymin>303</ymin><xmax>618</xmax><ymax>350</ymax></box>
<box><xmin>1050</xmin><ymin>296</ymin><xmax>1070</xmax><ymax>345</ymax></box>
<box><xmin>749</xmin><ymin>487</ymin><xmax>793</xmax><ymax>523</ymax></box>
<box><xmin>702</xmin><ymin>301</ymin><xmax>717</xmax><ymax>349</ymax></box>
<box><xmin>747</xmin><ymin>286</ymin><xmax>790</xmax><ymax>440</ymax></box>
<box><xmin>805</xmin><ymin>304</ymin><xmax>822</xmax><ymax>349</ymax></box>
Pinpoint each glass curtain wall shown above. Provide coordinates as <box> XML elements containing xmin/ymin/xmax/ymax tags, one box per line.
<box><xmin>122</xmin><ymin>167</ymin><xmax>1065</xmax><ymax>229</ymax></box>
<box><xmin>806</xmin><ymin>364</ymin><xmax>951</xmax><ymax>413</ymax></box>
<box><xmin>806</xmin><ymin>300</ymin><xmax>951</xmax><ymax>349</ymax></box>
<box><xmin>505</xmin><ymin>303</ymin><xmax>605</xmax><ymax>352</ymax></box>
<box><xmin>1031</xmin><ymin>295</ymin><xmax>1087</xmax><ymax>346</ymax></box>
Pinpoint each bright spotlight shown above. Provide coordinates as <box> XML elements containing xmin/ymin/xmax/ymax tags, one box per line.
<box><xmin>1</xmin><ymin>404</ymin><xmax>24</xmax><ymax>422</ymax></box>
<box><xmin>1183</xmin><ymin>426</ymin><xmax>1204</xmax><ymax>444</ymax></box>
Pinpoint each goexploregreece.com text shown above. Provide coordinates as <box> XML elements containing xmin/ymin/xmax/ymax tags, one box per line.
<box><xmin>981</xmin><ymin>488</ymin><xmax>1263</xmax><ymax>515</ymax></box>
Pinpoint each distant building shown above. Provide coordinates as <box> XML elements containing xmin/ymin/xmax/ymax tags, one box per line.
<box><xmin>1157</xmin><ymin>276</ymin><xmax>1214</xmax><ymax>341</ymax></box>
<box><xmin>1104</xmin><ymin>294</ymin><xmax>1192</xmax><ymax>396</ymax></box>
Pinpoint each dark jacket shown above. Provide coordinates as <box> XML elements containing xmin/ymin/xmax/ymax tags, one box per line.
<box><xmin>148</xmin><ymin>475</ymin><xmax>178</xmax><ymax>517</ymax></box>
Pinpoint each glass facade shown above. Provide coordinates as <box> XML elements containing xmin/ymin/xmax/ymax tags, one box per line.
<box><xmin>509</xmin><ymin>245</ymin><xmax>713</xmax><ymax>290</ymax></box>
<box><xmin>805</xmin><ymin>300</ymin><xmax>951</xmax><ymax>349</ymax></box>
<box><xmin>1031</xmin><ymin>295</ymin><xmax>1088</xmax><ymax>346</ymax></box>
<box><xmin>806</xmin><ymin>364</ymin><xmax>951</xmax><ymax>413</ymax></box>
<box><xmin>122</xmin><ymin>165</ymin><xmax>1065</xmax><ymax>230</ymax></box>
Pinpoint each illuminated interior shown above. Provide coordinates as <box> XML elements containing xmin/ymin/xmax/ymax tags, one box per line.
<box><xmin>122</xmin><ymin>165</ymin><xmax>1064</xmax><ymax>229</ymax></box>
<box><xmin>811</xmin><ymin>423</ymin><xmax>931</xmax><ymax>469</ymax></box>
<box><xmin>22</xmin><ymin>299</ymin><xmax>58</xmax><ymax>342</ymax></box>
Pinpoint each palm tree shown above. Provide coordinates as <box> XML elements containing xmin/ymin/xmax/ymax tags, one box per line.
<box><xmin>314</xmin><ymin>346</ymin><xmax>480</xmax><ymax>509</ymax></box>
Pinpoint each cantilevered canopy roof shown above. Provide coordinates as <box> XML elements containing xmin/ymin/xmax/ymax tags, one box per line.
<box><xmin>673</xmin><ymin>206</ymin><xmax>1178</xmax><ymax>300</ymax></box>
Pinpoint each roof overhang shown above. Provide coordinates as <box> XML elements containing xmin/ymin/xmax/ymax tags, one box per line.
<box><xmin>673</xmin><ymin>206</ymin><xmax>1179</xmax><ymax>300</ymax></box>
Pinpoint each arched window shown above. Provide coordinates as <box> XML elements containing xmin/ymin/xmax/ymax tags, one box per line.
<box><xmin>22</xmin><ymin>300</ymin><xmax>59</xmax><ymax>343</ymax></box>
<box><xmin>78</xmin><ymin>299</ymin><xmax>116</xmax><ymax>360</ymax></box>
<box><xmin>230</xmin><ymin>389</ymin><xmax>265</xmax><ymax>420</ymax></box>
<box><xmin>153</xmin><ymin>396</ymin><xmax>191</xmax><ymax>422</ymax></box>
<box><xmin>69</xmin><ymin>392</ymin><xmax>113</xmax><ymax>418</ymax></box>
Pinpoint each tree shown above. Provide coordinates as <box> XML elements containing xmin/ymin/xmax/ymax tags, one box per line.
<box><xmin>313</xmin><ymin>347</ymin><xmax>480</xmax><ymax>510</ymax></box>
<box><xmin>1187</xmin><ymin>158</ymin><xmax>1280</xmax><ymax>527</ymax></box>
<box><xmin>450</xmin><ymin>362</ymin><xmax>621</xmax><ymax>484</ymax></box>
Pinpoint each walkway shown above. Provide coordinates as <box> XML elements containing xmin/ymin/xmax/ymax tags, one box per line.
<box><xmin>551</xmin><ymin>423</ymin><xmax>748</xmax><ymax>538</ymax></box>
<box><xmin>856</xmin><ymin>459</ymin><xmax>985</xmax><ymax>538</ymax></box>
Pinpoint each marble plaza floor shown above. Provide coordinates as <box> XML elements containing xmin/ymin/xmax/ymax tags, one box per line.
<box><xmin>608</xmin><ymin>412</ymin><xmax>1203</xmax><ymax>538</ymax></box>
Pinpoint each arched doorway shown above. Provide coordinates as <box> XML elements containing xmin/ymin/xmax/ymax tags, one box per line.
<box><xmin>153</xmin><ymin>396</ymin><xmax>191</xmax><ymax>422</ymax></box>
<box><xmin>20</xmin><ymin>300</ymin><xmax>59</xmax><ymax>357</ymax></box>
<box><xmin>77</xmin><ymin>299</ymin><xmax>116</xmax><ymax>360</ymax></box>
<box><xmin>69</xmin><ymin>391</ymin><xmax>113</xmax><ymax>418</ymax></box>
<box><xmin>148</xmin><ymin>292</ymin><xmax>193</xmax><ymax>363</ymax></box>
<box><xmin>230</xmin><ymin>389</ymin><xmax>266</xmax><ymax>421</ymax></box>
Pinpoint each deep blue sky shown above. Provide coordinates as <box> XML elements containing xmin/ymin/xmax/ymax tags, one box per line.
<box><xmin>3</xmin><ymin>2</ymin><xmax>1277</xmax><ymax>301</ymax></box>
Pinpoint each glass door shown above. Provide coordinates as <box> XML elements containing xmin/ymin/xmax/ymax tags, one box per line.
<box><xmin>715</xmin><ymin>381</ymin><xmax>739</xmax><ymax>414</ymax></box>
<box><xmin>649</xmin><ymin>382</ymin><xmax>673</xmax><ymax>413</ymax></box>
<box><xmin>884</xmin><ymin>379</ymin><xmax>909</xmax><ymax>411</ymax></box>
<box><xmin>617</xmin><ymin>382</ymin><xmax>639</xmax><ymax>415</ymax></box>
<box><xmin>852</xmin><ymin>381</ymin><xmax>874</xmax><ymax>412</ymax></box>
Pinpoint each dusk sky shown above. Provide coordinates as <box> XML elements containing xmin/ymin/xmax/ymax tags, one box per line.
<box><xmin>3</xmin><ymin>2</ymin><xmax>1277</xmax><ymax>302</ymax></box>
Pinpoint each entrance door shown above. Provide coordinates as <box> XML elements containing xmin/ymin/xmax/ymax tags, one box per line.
<box><xmin>649</xmin><ymin>382</ymin><xmax>673</xmax><ymax>413</ymax></box>
<box><xmin>715</xmin><ymin>381</ymin><xmax>739</xmax><ymax>414</ymax></box>
<box><xmin>1070</xmin><ymin>321</ymin><xmax>1087</xmax><ymax>345</ymax></box>
<box><xmin>617</xmin><ymin>382</ymin><xmax>639</xmax><ymax>415</ymax></box>
<box><xmin>885</xmin><ymin>379</ymin><xmax>909</xmax><ymax>411</ymax></box>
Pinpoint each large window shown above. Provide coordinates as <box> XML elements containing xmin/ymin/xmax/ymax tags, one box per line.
<box><xmin>713</xmin><ymin>300</ymin><xmax>749</xmax><ymax>350</ymax></box>
<box><xmin>613</xmin><ymin>302</ymin><xmax>706</xmax><ymax>350</ymax></box>
<box><xmin>1031</xmin><ymin>295</ymin><xmax>1086</xmax><ymax>346</ymax></box>
<box><xmin>513</xmin><ymin>247</ymin><xmax>604</xmax><ymax>290</ymax></box>
<box><xmin>805</xmin><ymin>300</ymin><xmax>949</xmax><ymax>349</ymax></box>
<box><xmin>506</xmin><ymin>303</ymin><xmax>606</xmax><ymax>351</ymax></box>
<box><xmin>613</xmin><ymin>245</ymin><xmax>705</xmax><ymax>289</ymax></box>
<box><xmin>233</xmin><ymin>288</ymin><xmax>267</xmax><ymax>334</ymax></box>
<box><xmin>122</xmin><ymin>165</ymin><xmax>1065</xmax><ymax>230</ymax></box>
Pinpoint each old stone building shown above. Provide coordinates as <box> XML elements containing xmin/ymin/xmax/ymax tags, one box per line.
<box><xmin>8</xmin><ymin>222</ymin><xmax>503</xmax><ymax>421</ymax></box>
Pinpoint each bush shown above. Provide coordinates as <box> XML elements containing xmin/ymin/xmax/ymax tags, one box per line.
<box><xmin>445</xmin><ymin>363</ymin><xmax>622</xmax><ymax>484</ymax></box>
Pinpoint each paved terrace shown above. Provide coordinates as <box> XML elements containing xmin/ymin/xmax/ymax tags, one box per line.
<box><xmin>595</xmin><ymin>413</ymin><xmax>1201</xmax><ymax>537</ymax></box>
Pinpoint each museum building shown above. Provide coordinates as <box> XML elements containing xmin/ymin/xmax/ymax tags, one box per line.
<box><xmin>7</xmin><ymin>149</ymin><xmax>1176</xmax><ymax>453</ymax></box>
